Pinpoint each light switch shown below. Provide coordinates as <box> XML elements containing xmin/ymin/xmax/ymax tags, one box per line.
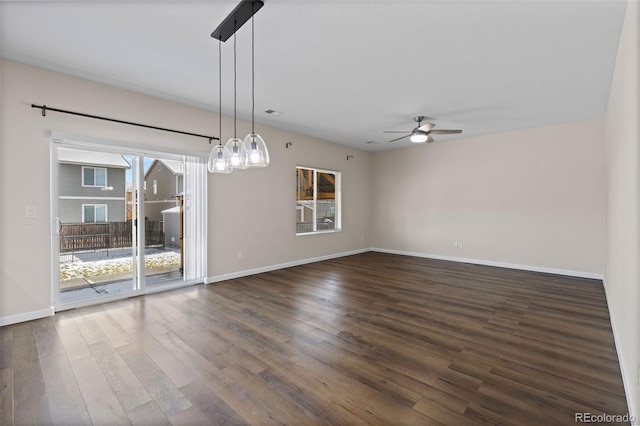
<box><xmin>26</xmin><ymin>206</ymin><xmax>37</xmax><ymax>218</ymax></box>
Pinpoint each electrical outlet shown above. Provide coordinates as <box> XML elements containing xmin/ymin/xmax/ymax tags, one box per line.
<box><xmin>236</xmin><ymin>251</ymin><xmax>242</xmax><ymax>261</ymax></box>
<box><xmin>26</xmin><ymin>206</ymin><xmax>37</xmax><ymax>218</ymax></box>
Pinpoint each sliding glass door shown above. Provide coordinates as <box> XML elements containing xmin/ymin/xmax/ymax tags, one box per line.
<box><xmin>52</xmin><ymin>139</ymin><xmax>207</xmax><ymax>309</ymax></box>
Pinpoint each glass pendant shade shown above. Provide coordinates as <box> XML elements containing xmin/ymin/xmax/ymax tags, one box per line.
<box><xmin>410</xmin><ymin>130</ymin><xmax>428</xmax><ymax>143</ymax></box>
<box><xmin>207</xmin><ymin>144</ymin><xmax>233</xmax><ymax>173</ymax></box>
<box><xmin>243</xmin><ymin>133</ymin><xmax>270</xmax><ymax>167</ymax></box>
<box><xmin>225</xmin><ymin>137</ymin><xmax>248</xmax><ymax>169</ymax></box>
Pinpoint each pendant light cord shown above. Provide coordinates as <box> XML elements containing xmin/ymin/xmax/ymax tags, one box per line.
<box><xmin>251</xmin><ymin>15</ymin><xmax>255</xmax><ymax>134</ymax></box>
<box><xmin>233</xmin><ymin>32</ymin><xmax>237</xmax><ymax>138</ymax></box>
<box><xmin>218</xmin><ymin>40</ymin><xmax>222</xmax><ymax>146</ymax></box>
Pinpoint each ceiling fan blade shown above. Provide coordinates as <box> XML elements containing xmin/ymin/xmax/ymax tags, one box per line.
<box><xmin>383</xmin><ymin>130</ymin><xmax>411</xmax><ymax>133</ymax></box>
<box><xmin>387</xmin><ymin>134</ymin><xmax>410</xmax><ymax>143</ymax></box>
<box><xmin>426</xmin><ymin>135</ymin><xmax>435</xmax><ymax>143</ymax></box>
<box><xmin>417</xmin><ymin>123</ymin><xmax>435</xmax><ymax>132</ymax></box>
<box><xmin>429</xmin><ymin>129</ymin><xmax>462</xmax><ymax>135</ymax></box>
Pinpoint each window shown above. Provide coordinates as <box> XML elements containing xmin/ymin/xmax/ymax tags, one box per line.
<box><xmin>296</xmin><ymin>166</ymin><xmax>341</xmax><ymax>234</ymax></box>
<box><xmin>83</xmin><ymin>204</ymin><xmax>107</xmax><ymax>223</ymax></box>
<box><xmin>82</xmin><ymin>166</ymin><xmax>107</xmax><ymax>187</ymax></box>
<box><xmin>153</xmin><ymin>179</ymin><xmax>158</xmax><ymax>195</ymax></box>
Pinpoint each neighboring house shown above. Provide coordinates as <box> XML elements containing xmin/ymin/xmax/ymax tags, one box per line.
<box><xmin>161</xmin><ymin>205</ymin><xmax>181</xmax><ymax>248</ymax></box>
<box><xmin>144</xmin><ymin>159</ymin><xmax>184</xmax><ymax>222</ymax></box>
<box><xmin>58</xmin><ymin>149</ymin><xmax>130</xmax><ymax>223</ymax></box>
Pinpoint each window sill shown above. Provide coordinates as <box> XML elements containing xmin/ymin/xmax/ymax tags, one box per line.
<box><xmin>296</xmin><ymin>229</ymin><xmax>342</xmax><ymax>236</ymax></box>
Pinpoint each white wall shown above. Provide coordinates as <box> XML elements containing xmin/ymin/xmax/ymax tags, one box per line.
<box><xmin>0</xmin><ymin>11</ymin><xmax>4</xmax><ymax>324</ymax></box>
<box><xmin>371</xmin><ymin>119</ymin><xmax>606</xmax><ymax>276</ymax></box>
<box><xmin>604</xmin><ymin>0</ymin><xmax>640</xmax><ymax>419</ymax></box>
<box><xmin>208</xmin><ymin>125</ymin><xmax>371</xmax><ymax>278</ymax></box>
<box><xmin>0</xmin><ymin>59</ymin><xmax>371</xmax><ymax>322</ymax></box>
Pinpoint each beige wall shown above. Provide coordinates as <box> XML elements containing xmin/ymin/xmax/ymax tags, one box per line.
<box><xmin>0</xmin><ymin>28</ymin><xmax>4</xmax><ymax>324</ymax></box>
<box><xmin>1</xmin><ymin>16</ymin><xmax>638</xmax><ymax>415</ymax></box>
<box><xmin>604</xmin><ymin>0</ymin><xmax>640</xmax><ymax>418</ymax></box>
<box><xmin>207</xmin><ymin>115</ymin><xmax>372</xmax><ymax>277</ymax></box>
<box><xmin>0</xmin><ymin>59</ymin><xmax>371</xmax><ymax>321</ymax></box>
<box><xmin>0</xmin><ymin>57</ymin><xmax>611</xmax><ymax>323</ymax></box>
<box><xmin>371</xmin><ymin>119</ymin><xmax>606</xmax><ymax>276</ymax></box>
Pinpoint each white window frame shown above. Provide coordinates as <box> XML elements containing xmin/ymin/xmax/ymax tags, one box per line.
<box><xmin>82</xmin><ymin>204</ymin><xmax>108</xmax><ymax>223</ymax></box>
<box><xmin>82</xmin><ymin>166</ymin><xmax>108</xmax><ymax>187</ymax></box>
<box><xmin>153</xmin><ymin>179</ymin><xmax>158</xmax><ymax>195</ymax></box>
<box><xmin>296</xmin><ymin>166</ymin><xmax>341</xmax><ymax>235</ymax></box>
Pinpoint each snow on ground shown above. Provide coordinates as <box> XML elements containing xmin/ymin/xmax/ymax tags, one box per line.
<box><xmin>60</xmin><ymin>251</ymin><xmax>181</xmax><ymax>281</ymax></box>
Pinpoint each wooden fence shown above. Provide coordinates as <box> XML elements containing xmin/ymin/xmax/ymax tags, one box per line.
<box><xmin>60</xmin><ymin>221</ymin><xmax>164</xmax><ymax>253</ymax></box>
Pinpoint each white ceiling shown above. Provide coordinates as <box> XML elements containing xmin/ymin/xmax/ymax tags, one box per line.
<box><xmin>0</xmin><ymin>1</ymin><xmax>627</xmax><ymax>152</ymax></box>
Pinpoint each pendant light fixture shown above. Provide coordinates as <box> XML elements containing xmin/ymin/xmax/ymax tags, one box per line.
<box><xmin>208</xmin><ymin>40</ymin><xmax>233</xmax><ymax>173</ymax></box>
<box><xmin>210</xmin><ymin>0</ymin><xmax>267</xmax><ymax>172</ymax></box>
<box><xmin>225</xmin><ymin>32</ymin><xmax>248</xmax><ymax>169</ymax></box>
<box><xmin>243</xmin><ymin>14</ymin><xmax>270</xmax><ymax>168</ymax></box>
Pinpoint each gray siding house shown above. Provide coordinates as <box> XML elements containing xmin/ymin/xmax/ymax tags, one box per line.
<box><xmin>58</xmin><ymin>149</ymin><xmax>130</xmax><ymax>223</ymax></box>
<box><xmin>144</xmin><ymin>159</ymin><xmax>183</xmax><ymax>222</ymax></box>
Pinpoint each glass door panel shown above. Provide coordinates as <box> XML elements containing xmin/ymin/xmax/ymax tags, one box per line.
<box><xmin>57</xmin><ymin>147</ymin><xmax>138</xmax><ymax>305</ymax></box>
<box><xmin>141</xmin><ymin>156</ymin><xmax>184</xmax><ymax>289</ymax></box>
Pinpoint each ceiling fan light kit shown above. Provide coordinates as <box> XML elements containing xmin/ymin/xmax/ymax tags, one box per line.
<box><xmin>410</xmin><ymin>130</ymin><xmax>428</xmax><ymax>143</ymax></box>
<box><xmin>385</xmin><ymin>116</ymin><xmax>462</xmax><ymax>145</ymax></box>
<box><xmin>208</xmin><ymin>0</ymin><xmax>269</xmax><ymax>173</ymax></box>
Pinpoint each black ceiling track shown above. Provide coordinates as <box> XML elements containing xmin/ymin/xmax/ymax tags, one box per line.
<box><xmin>211</xmin><ymin>0</ymin><xmax>264</xmax><ymax>42</ymax></box>
<box><xmin>31</xmin><ymin>104</ymin><xmax>219</xmax><ymax>143</ymax></box>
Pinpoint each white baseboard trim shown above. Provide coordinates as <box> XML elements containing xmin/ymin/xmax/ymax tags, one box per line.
<box><xmin>370</xmin><ymin>247</ymin><xmax>604</xmax><ymax>280</ymax></box>
<box><xmin>204</xmin><ymin>248</ymin><xmax>369</xmax><ymax>284</ymax></box>
<box><xmin>0</xmin><ymin>306</ymin><xmax>55</xmax><ymax>327</ymax></box>
<box><xmin>603</xmin><ymin>278</ymin><xmax>639</xmax><ymax>425</ymax></box>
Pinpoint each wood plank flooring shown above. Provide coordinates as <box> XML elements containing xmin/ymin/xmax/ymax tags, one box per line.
<box><xmin>0</xmin><ymin>252</ymin><xmax>629</xmax><ymax>424</ymax></box>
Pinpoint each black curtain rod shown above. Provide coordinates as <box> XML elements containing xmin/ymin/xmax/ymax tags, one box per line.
<box><xmin>31</xmin><ymin>104</ymin><xmax>219</xmax><ymax>143</ymax></box>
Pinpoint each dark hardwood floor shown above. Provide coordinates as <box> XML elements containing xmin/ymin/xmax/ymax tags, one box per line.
<box><xmin>0</xmin><ymin>252</ymin><xmax>629</xmax><ymax>425</ymax></box>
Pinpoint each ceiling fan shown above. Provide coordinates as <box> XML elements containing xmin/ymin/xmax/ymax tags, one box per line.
<box><xmin>384</xmin><ymin>116</ymin><xmax>462</xmax><ymax>143</ymax></box>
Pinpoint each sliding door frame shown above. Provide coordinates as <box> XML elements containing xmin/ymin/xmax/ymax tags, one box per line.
<box><xmin>51</xmin><ymin>132</ymin><xmax>207</xmax><ymax>311</ymax></box>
